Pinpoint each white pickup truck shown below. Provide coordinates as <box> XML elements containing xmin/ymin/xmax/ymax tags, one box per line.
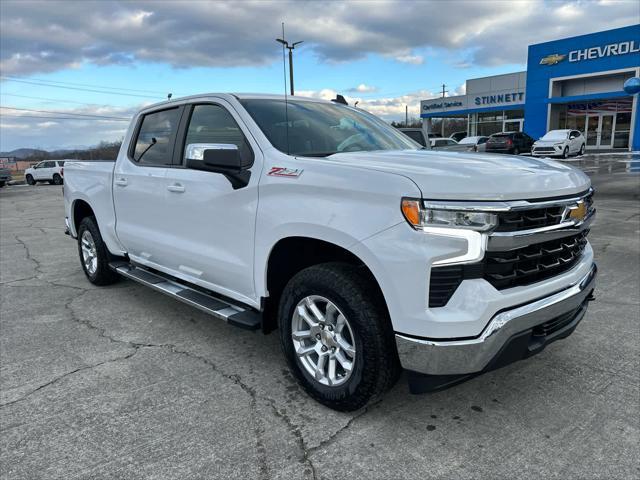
<box><xmin>63</xmin><ymin>94</ymin><xmax>596</xmax><ymax>411</ymax></box>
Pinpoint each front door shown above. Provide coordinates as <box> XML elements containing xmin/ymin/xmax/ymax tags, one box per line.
<box><xmin>113</xmin><ymin>106</ymin><xmax>183</xmax><ymax>267</ymax></box>
<box><xmin>585</xmin><ymin>114</ymin><xmax>615</xmax><ymax>149</ymax></box>
<box><xmin>160</xmin><ymin>101</ymin><xmax>260</xmax><ymax>304</ymax></box>
<box><xmin>599</xmin><ymin>114</ymin><xmax>614</xmax><ymax>149</ymax></box>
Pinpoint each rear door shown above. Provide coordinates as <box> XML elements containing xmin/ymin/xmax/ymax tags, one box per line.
<box><xmin>113</xmin><ymin>106</ymin><xmax>183</xmax><ymax>266</ymax></box>
<box><xmin>160</xmin><ymin>100</ymin><xmax>260</xmax><ymax>302</ymax></box>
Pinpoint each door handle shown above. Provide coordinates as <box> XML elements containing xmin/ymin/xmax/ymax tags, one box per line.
<box><xmin>114</xmin><ymin>177</ymin><xmax>128</xmax><ymax>187</ymax></box>
<box><xmin>167</xmin><ymin>183</ymin><xmax>185</xmax><ymax>193</ymax></box>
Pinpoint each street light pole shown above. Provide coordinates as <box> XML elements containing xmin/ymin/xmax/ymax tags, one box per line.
<box><xmin>276</xmin><ymin>38</ymin><xmax>303</xmax><ymax>95</ymax></box>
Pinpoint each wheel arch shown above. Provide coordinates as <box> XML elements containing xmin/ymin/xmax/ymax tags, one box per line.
<box><xmin>72</xmin><ymin>199</ymin><xmax>95</xmax><ymax>234</ymax></box>
<box><xmin>261</xmin><ymin>236</ymin><xmax>391</xmax><ymax>334</ymax></box>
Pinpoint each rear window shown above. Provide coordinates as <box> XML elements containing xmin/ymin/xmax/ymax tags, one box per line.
<box><xmin>402</xmin><ymin>130</ymin><xmax>426</xmax><ymax>146</ymax></box>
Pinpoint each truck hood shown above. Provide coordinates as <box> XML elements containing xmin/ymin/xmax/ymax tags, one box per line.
<box><xmin>325</xmin><ymin>150</ymin><xmax>590</xmax><ymax>201</ymax></box>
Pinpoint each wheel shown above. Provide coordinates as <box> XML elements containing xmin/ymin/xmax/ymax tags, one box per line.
<box><xmin>562</xmin><ymin>146</ymin><xmax>569</xmax><ymax>159</ymax></box>
<box><xmin>26</xmin><ymin>174</ymin><xmax>35</xmax><ymax>185</ymax></box>
<box><xmin>579</xmin><ymin>144</ymin><xmax>585</xmax><ymax>156</ymax></box>
<box><xmin>77</xmin><ymin>217</ymin><xmax>120</xmax><ymax>286</ymax></box>
<box><xmin>0</xmin><ymin>181</ymin><xmax>5</xmax><ymax>188</ymax></box>
<box><xmin>52</xmin><ymin>173</ymin><xmax>63</xmax><ymax>185</ymax></box>
<box><xmin>278</xmin><ymin>263</ymin><xmax>400</xmax><ymax>411</ymax></box>
<box><xmin>512</xmin><ymin>147</ymin><xmax>520</xmax><ymax>155</ymax></box>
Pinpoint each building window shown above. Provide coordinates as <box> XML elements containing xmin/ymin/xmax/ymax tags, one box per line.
<box><xmin>469</xmin><ymin>109</ymin><xmax>524</xmax><ymax>136</ymax></box>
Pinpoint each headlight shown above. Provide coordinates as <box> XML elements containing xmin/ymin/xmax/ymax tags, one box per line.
<box><xmin>554</xmin><ymin>143</ymin><xmax>564</xmax><ymax>147</ymax></box>
<box><xmin>401</xmin><ymin>198</ymin><xmax>498</xmax><ymax>231</ymax></box>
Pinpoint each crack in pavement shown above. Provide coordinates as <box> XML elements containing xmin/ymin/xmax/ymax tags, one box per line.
<box><xmin>4</xmin><ymin>233</ymin><xmax>372</xmax><ymax>478</ymax></box>
<box><xmin>0</xmin><ymin>349</ymin><xmax>139</xmax><ymax>409</ymax></box>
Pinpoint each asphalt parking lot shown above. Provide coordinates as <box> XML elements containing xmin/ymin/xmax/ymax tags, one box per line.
<box><xmin>1</xmin><ymin>154</ymin><xmax>638</xmax><ymax>480</ymax></box>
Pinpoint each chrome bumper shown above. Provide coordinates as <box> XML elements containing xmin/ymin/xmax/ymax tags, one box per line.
<box><xmin>395</xmin><ymin>264</ymin><xmax>597</xmax><ymax>375</ymax></box>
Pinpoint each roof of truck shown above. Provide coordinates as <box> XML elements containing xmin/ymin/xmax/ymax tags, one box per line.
<box><xmin>143</xmin><ymin>93</ymin><xmax>332</xmax><ymax>111</ymax></box>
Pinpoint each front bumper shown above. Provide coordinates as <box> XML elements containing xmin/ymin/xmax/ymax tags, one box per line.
<box><xmin>395</xmin><ymin>263</ymin><xmax>596</xmax><ymax>377</ymax></box>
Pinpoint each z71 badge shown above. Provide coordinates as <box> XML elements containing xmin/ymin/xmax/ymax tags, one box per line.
<box><xmin>268</xmin><ymin>167</ymin><xmax>303</xmax><ymax>178</ymax></box>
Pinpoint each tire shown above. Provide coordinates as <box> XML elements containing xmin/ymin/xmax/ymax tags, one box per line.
<box><xmin>579</xmin><ymin>144</ymin><xmax>585</xmax><ymax>156</ymax></box>
<box><xmin>512</xmin><ymin>147</ymin><xmax>520</xmax><ymax>155</ymax></box>
<box><xmin>26</xmin><ymin>174</ymin><xmax>35</xmax><ymax>185</ymax></box>
<box><xmin>278</xmin><ymin>263</ymin><xmax>400</xmax><ymax>411</ymax></box>
<box><xmin>0</xmin><ymin>181</ymin><xmax>5</xmax><ymax>188</ymax></box>
<box><xmin>76</xmin><ymin>216</ymin><xmax>120</xmax><ymax>286</ymax></box>
<box><xmin>52</xmin><ymin>173</ymin><xmax>63</xmax><ymax>185</ymax></box>
<box><xmin>562</xmin><ymin>146</ymin><xmax>569</xmax><ymax>159</ymax></box>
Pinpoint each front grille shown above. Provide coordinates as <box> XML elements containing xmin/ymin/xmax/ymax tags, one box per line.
<box><xmin>533</xmin><ymin>147</ymin><xmax>556</xmax><ymax>153</ymax></box>
<box><xmin>495</xmin><ymin>206</ymin><xmax>565</xmax><ymax>232</ymax></box>
<box><xmin>428</xmin><ymin>231</ymin><xmax>589</xmax><ymax>307</ymax></box>
<box><xmin>494</xmin><ymin>192</ymin><xmax>593</xmax><ymax>232</ymax></box>
<box><xmin>483</xmin><ymin>231</ymin><xmax>588</xmax><ymax>289</ymax></box>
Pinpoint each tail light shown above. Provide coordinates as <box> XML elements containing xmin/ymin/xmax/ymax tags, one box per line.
<box><xmin>60</xmin><ymin>167</ymin><xmax>64</xmax><ymax>176</ymax></box>
<box><xmin>506</xmin><ymin>139</ymin><xmax>513</xmax><ymax>146</ymax></box>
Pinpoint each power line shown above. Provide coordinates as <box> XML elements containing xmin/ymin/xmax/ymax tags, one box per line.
<box><xmin>1</xmin><ymin>78</ymin><xmax>162</xmax><ymax>99</ymax></box>
<box><xmin>0</xmin><ymin>114</ymin><xmax>129</xmax><ymax>121</ymax></box>
<box><xmin>0</xmin><ymin>92</ymin><xmax>115</xmax><ymax>107</ymax></box>
<box><xmin>2</xmin><ymin>75</ymin><xmax>173</xmax><ymax>95</ymax></box>
<box><xmin>1</xmin><ymin>106</ymin><xmax>130</xmax><ymax>120</ymax></box>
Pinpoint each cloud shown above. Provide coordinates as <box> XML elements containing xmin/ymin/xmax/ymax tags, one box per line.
<box><xmin>0</xmin><ymin>104</ymin><xmax>139</xmax><ymax>151</ymax></box>
<box><xmin>347</xmin><ymin>83</ymin><xmax>378</xmax><ymax>93</ymax></box>
<box><xmin>394</xmin><ymin>54</ymin><xmax>424</xmax><ymax>65</ymax></box>
<box><xmin>298</xmin><ymin>88</ymin><xmax>435</xmax><ymax>121</ymax></box>
<box><xmin>1</xmin><ymin>0</ymin><xmax>636</xmax><ymax>75</ymax></box>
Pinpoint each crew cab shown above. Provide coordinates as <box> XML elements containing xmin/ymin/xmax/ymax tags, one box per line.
<box><xmin>63</xmin><ymin>94</ymin><xmax>597</xmax><ymax>411</ymax></box>
<box><xmin>25</xmin><ymin>160</ymin><xmax>65</xmax><ymax>185</ymax></box>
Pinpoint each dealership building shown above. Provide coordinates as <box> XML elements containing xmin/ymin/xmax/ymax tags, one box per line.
<box><xmin>420</xmin><ymin>24</ymin><xmax>640</xmax><ymax>151</ymax></box>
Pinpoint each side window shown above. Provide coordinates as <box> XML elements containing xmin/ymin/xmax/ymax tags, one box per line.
<box><xmin>132</xmin><ymin>108</ymin><xmax>181</xmax><ymax>165</ymax></box>
<box><xmin>58</xmin><ymin>161</ymin><xmax>66</xmax><ymax>166</ymax></box>
<box><xmin>478</xmin><ymin>137</ymin><xmax>488</xmax><ymax>144</ymax></box>
<box><xmin>183</xmin><ymin>104</ymin><xmax>253</xmax><ymax>166</ymax></box>
<box><xmin>43</xmin><ymin>161</ymin><xmax>55</xmax><ymax>168</ymax></box>
<box><xmin>572</xmin><ymin>130</ymin><xmax>581</xmax><ymax>138</ymax></box>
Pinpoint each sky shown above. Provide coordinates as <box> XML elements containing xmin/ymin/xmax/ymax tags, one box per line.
<box><xmin>0</xmin><ymin>0</ymin><xmax>638</xmax><ymax>151</ymax></box>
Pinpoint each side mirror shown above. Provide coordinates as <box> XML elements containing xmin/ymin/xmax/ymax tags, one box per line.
<box><xmin>185</xmin><ymin>143</ymin><xmax>250</xmax><ymax>189</ymax></box>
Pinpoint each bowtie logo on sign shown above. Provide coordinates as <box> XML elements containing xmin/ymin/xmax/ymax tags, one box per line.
<box><xmin>540</xmin><ymin>54</ymin><xmax>566</xmax><ymax>65</ymax></box>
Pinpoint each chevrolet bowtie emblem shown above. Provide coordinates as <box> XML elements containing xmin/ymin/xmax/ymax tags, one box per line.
<box><xmin>568</xmin><ymin>202</ymin><xmax>587</xmax><ymax>222</ymax></box>
<box><xmin>540</xmin><ymin>54</ymin><xmax>566</xmax><ymax>65</ymax></box>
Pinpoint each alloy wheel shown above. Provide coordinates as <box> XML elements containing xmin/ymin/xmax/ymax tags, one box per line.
<box><xmin>80</xmin><ymin>230</ymin><xmax>98</xmax><ymax>275</ymax></box>
<box><xmin>291</xmin><ymin>295</ymin><xmax>356</xmax><ymax>387</ymax></box>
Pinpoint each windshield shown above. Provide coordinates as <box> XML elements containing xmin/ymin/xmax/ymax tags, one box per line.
<box><xmin>240</xmin><ymin>99</ymin><xmax>419</xmax><ymax>156</ymax></box>
<box><xmin>458</xmin><ymin>137</ymin><xmax>477</xmax><ymax>144</ymax></box>
<box><xmin>541</xmin><ymin>130</ymin><xmax>569</xmax><ymax>141</ymax></box>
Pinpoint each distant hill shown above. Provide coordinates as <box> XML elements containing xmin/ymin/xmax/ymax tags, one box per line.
<box><xmin>0</xmin><ymin>141</ymin><xmax>122</xmax><ymax>162</ymax></box>
<box><xmin>0</xmin><ymin>148</ymin><xmax>49</xmax><ymax>159</ymax></box>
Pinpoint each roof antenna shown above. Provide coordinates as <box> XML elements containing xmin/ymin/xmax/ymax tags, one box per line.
<box><xmin>279</xmin><ymin>22</ymin><xmax>290</xmax><ymax>155</ymax></box>
<box><xmin>167</xmin><ymin>93</ymin><xmax>172</xmax><ymax>101</ymax></box>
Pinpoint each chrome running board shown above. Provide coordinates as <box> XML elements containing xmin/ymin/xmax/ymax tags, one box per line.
<box><xmin>109</xmin><ymin>262</ymin><xmax>261</xmax><ymax>330</ymax></box>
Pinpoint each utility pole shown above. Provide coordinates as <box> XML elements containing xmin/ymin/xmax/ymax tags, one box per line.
<box><xmin>276</xmin><ymin>37</ymin><xmax>304</xmax><ymax>95</ymax></box>
<box><xmin>405</xmin><ymin>105</ymin><xmax>408</xmax><ymax>127</ymax></box>
<box><xmin>441</xmin><ymin>83</ymin><xmax>448</xmax><ymax>137</ymax></box>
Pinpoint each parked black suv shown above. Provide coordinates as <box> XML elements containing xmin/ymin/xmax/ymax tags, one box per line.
<box><xmin>485</xmin><ymin>131</ymin><xmax>534</xmax><ymax>155</ymax></box>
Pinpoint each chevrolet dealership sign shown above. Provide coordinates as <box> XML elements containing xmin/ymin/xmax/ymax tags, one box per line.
<box><xmin>540</xmin><ymin>40</ymin><xmax>639</xmax><ymax>65</ymax></box>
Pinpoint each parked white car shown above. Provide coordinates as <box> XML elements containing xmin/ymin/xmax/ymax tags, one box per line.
<box><xmin>457</xmin><ymin>135</ymin><xmax>489</xmax><ymax>152</ymax></box>
<box><xmin>532</xmin><ymin>130</ymin><xmax>586</xmax><ymax>158</ymax></box>
<box><xmin>430</xmin><ymin>137</ymin><xmax>459</xmax><ymax>149</ymax></box>
<box><xmin>63</xmin><ymin>94</ymin><xmax>596</xmax><ymax>411</ymax></box>
<box><xmin>25</xmin><ymin>160</ymin><xmax>65</xmax><ymax>185</ymax></box>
